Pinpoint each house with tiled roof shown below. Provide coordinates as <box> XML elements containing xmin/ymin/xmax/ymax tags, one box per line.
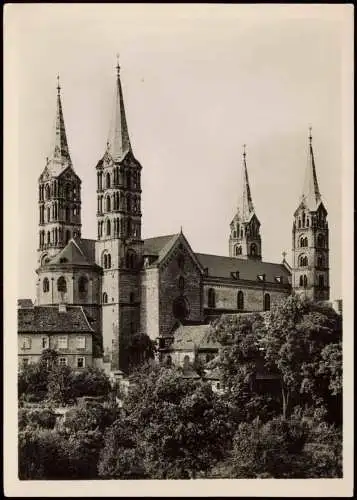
<box><xmin>18</xmin><ymin>302</ymin><xmax>94</xmax><ymax>370</ymax></box>
<box><xmin>22</xmin><ymin>60</ymin><xmax>331</xmax><ymax>376</ymax></box>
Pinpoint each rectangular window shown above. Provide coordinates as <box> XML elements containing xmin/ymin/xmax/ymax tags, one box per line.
<box><xmin>76</xmin><ymin>336</ymin><xmax>86</xmax><ymax>350</ymax></box>
<box><xmin>58</xmin><ymin>336</ymin><xmax>68</xmax><ymax>349</ymax></box>
<box><xmin>22</xmin><ymin>337</ymin><xmax>32</xmax><ymax>350</ymax></box>
<box><xmin>76</xmin><ymin>357</ymin><xmax>85</xmax><ymax>369</ymax></box>
<box><xmin>42</xmin><ymin>337</ymin><xmax>49</xmax><ymax>349</ymax></box>
<box><xmin>58</xmin><ymin>357</ymin><xmax>67</xmax><ymax>366</ymax></box>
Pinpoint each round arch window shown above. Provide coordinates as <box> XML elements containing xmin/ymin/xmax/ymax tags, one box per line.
<box><xmin>78</xmin><ymin>276</ymin><xmax>88</xmax><ymax>295</ymax></box>
<box><xmin>172</xmin><ymin>296</ymin><xmax>190</xmax><ymax>321</ymax></box>
<box><xmin>43</xmin><ymin>278</ymin><xmax>50</xmax><ymax>293</ymax></box>
<box><xmin>57</xmin><ymin>276</ymin><xmax>67</xmax><ymax>293</ymax></box>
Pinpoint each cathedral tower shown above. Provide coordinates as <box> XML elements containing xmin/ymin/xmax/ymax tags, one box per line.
<box><xmin>229</xmin><ymin>145</ymin><xmax>262</xmax><ymax>260</ymax></box>
<box><xmin>292</xmin><ymin>129</ymin><xmax>329</xmax><ymax>301</ymax></box>
<box><xmin>38</xmin><ymin>78</ymin><xmax>82</xmax><ymax>266</ymax></box>
<box><xmin>95</xmin><ymin>60</ymin><xmax>143</xmax><ymax>372</ymax></box>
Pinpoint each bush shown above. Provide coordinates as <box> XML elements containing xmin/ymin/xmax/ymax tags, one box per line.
<box><xmin>18</xmin><ymin>408</ymin><xmax>57</xmax><ymax>431</ymax></box>
<box><xmin>232</xmin><ymin>416</ymin><xmax>310</xmax><ymax>478</ymax></box>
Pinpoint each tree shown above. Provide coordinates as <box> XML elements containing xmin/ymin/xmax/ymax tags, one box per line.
<box><xmin>47</xmin><ymin>364</ymin><xmax>76</xmax><ymax>406</ymax></box>
<box><xmin>18</xmin><ymin>363</ymin><xmax>48</xmax><ymax>401</ymax></box>
<box><xmin>18</xmin><ymin>428</ymin><xmax>65</xmax><ymax>479</ymax></box>
<box><xmin>71</xmin><ymin>367</ymin><xmax>112</xmax><ymax>398</ymax></box>
<box><xmin>124</xmin><ymin>333</ymin><xmax>156</xmax><ymax>372</ymax></box>
<box><xmin>261</xmin><ymin>295</ymin><xmax>342</xmax><ymax>418</ymax></box>
<box><xmin>100</xmin><ymin>362</ymin><xmax>235</xmax><ymax>479</ymax></box>
<box><xmin>231</xmin><ymin>416</ymin><xmax>310</xmax><ymax>478</ymax></box>
<box><xmin>211</xmin><ymin>313</ymin><xmax>279</xmax><ymax>422</ymax></box>
<box><xmin>18</xmin><ymin>408</ymin><xmax>56</xmax><ymax>431</ymax></box>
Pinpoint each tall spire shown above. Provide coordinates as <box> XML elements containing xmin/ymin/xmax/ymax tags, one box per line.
<box><xmin>50</xmin><ymin>75</ymin><xmax>72</xmax><ymax>167</ymax></box>
<box><xmin>301</xmin><ymin>127</ymin><xmax>321</xmax><ymax>210</ymax></box>
<box><xmin>239</xmin><ymin>144</ymin><xmax>254</xmax><ymax>221</ymax></box>
<box><xmin>106</xmin><ymin>55</ymin><xmax>131</xmax><ymax>161</ymax></box>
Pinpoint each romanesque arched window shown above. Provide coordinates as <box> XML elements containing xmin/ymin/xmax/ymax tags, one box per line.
<box><xmin>233</xmin><ymin>230</ymin><xmax>237</xmax><ymax>238</ymax></box>
<box><xmin>237</xmin><ymin>290</ymin><xmax>244</xmax><ymax>311</ymax></box>
<box><xmin>106</xmin><ymin>196</ymin><xmax>111</xmax><ymax>212</ymax></box>
<box><xmin>126</xmin><ymin>194</ymin><xmax>131</xmax><ymax>212</ymax></box>
<box><xmin>126</xmin><ymin>250</ymin><xmax>136</xmax><ymax>269</ymax></box>
<box><xmin>303</xmin><ymin>275</ymin><xmax>308</xmax><ymax>288</ymax></box>
<box><xmin>235</xmin><ymin>246</ymin><xmax>242</xmax><ymax>256</ymax></box>
<box><xmin>298</xmin><ymin>218</ymin><xmax>301</xmax><ymax>228</ymax></box>
<box><xmin>45</xmin><ymin>184</ymin><xmax>50</xmax><ymax>200</ymax></box>
<box><xmin>300</xmin><ymin>236</ymin><xmax>308</xmax><ymax>248</ymax></box>
<box><xmin>106</xmin><ymin>219</ymin><xmax>111</xmax><ymax>236</ymax></box>
<box><xmin>43</xmin><ymin>278</ymin><xmax>50</xmax><ymax>293</ymax></box>
<box><xmin>106</xmin><ymin>172</ymin><xmax>111</xmax><ymax>189</ymax></box>
<box><xmin>250</xmin><ymin>244</ymin><xmax>257</xmax><ymax>257</ymax></box>
<box><xmin>178</xmin><ymin>276</ymin><xmax>185</xmax><ymax>291</ymax></box>
<box><xmin>299</xmin><ymin>255</ymin><xmax>308</xmax><ymax>267</ymax></box>
<box><xmin>65</xmin><ymin>230</ymin><xmax>71</xmax><ymax>244</ymax></box>
<box><xmin>102</xmin><ymin>292</ymin><xmax>108</xmax><ymax>304</ymax></box>
<box><xmin>317</xmin><ymin>234</ymin><xmax>325</xmax><ymax>248</ymax></box>
<box><xmin>208</xmin><ymin>288</ymin><xmax>216</xmax><ymax>308</ymax></box>
<box><xmin>47</xmin><ymin>231</ymin><xmax>51</xmax><ymax>245</ymax></box>
<box><xmin>299</xmin><ymin>275</ymin><xmax>304</xmax><ymax>287</ymax></box>
<box><xmin>264</xmin><ymin>293</ymin><xmax>270</xmax><ymax>311</ymax></box>
<box><xmin>78</xmin><ymin>276</ymin><xmax>88</xmax><ymax>294</ymax></box>
<box><xmin>57</xmin><ymin>276</ymin><xmax>67</xmax><ymax>293</ymax></box>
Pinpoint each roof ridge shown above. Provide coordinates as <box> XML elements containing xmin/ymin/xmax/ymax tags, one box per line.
<box><xmin>70</xmin><ymin>238</ymin><xmax>87</xmax><ymax>258</ymax></box>
<box><xmin>144</xmin><ymin>233</ymin><xmax>179</xmax><ymax>242</ymax></box>
<box><xmin>195</xmin><ymin>251</ymin><xmax>285</xmax><ymax>267</ymax></box>
<box><xmin>79</xmin><ymin>306</ymin><xmax>95</xmax><ymax>332</ymax></box>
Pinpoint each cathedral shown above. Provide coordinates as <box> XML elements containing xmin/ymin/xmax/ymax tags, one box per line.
<box><xmin>18</xmin><ymin>61</ymin><xmax>330</xmax><ymax>374</ymax></box>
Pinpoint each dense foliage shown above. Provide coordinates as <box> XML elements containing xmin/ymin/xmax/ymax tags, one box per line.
<box><xmin>18</xmin><ymin>296</ymin><xmax>342</xmax><ymax>480</ymax></box>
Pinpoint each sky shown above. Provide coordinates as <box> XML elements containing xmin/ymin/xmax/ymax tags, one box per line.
<box><xmin>6</xmin><ymin>4</ymin><xmax>352</xmax><ymax>302</ymax></box>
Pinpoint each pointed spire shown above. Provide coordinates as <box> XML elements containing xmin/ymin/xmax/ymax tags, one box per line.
<box><xmin>301</xmin><ymin>127</ymin><xmax>321</xmax><ymax>210</ymax></box>
<box><xmin>106</xmin><ymin>55</ymin><xmax>132</xmax><ymax>161</ymax></box>
<box><xmin>239</xmin><ymin>144</ymin><xmax>255</xmax><ymax>221</ymax></box>
<box><xmin>51</xmin><ymin>75</ymin><xmax>72</xmax><ymax>166</ymax></box>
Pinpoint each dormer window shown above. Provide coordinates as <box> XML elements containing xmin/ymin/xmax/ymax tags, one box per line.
<box><xmin>257</xmin><ymin>274</ymin><xmax>265</xmax><ymax>282</ymax></box>
<box><xmin>275</xmin><ymin>276</ymin><xmax>283</xmax><ymax>284</ymax></box>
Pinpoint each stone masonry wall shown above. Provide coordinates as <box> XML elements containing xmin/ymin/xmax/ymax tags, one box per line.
<box><xmin>159</xmin><ymin>241</ymin><xmax>202</xmax><ymax>337</ymax></box>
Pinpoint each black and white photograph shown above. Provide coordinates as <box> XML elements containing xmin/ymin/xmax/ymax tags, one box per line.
<box><xmin>4</xmin><ymin>3</ymin><xmax>353</xmax><ymax>497</ymax></box>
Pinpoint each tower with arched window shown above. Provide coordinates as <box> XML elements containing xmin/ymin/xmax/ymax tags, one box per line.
<box><xmin>292</xmin><ymin>130</ymin><xmax>329</xmax><ymax>301</ymax></box>
<box><xmin>37</xmin><ymin>78</ymin><xmax>82</xmax><ymax>266</ymax></box>
<box><xmin>94</xmin><ymin>60</ymin><xmax>144</xmax><ymax>371</ymax></box>
<box><xmin>229</xmin><ymin>146</ymin><xmax>262</xmax><ymax>260</ymax></box>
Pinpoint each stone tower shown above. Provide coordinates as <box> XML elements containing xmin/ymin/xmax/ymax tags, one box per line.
<box><xmin>95</xmin><ymin>60</ymin><xmax>143</xmax><ymax>372</ymax></box>
<box><xmin>38</xmin><ymin>77</ymin><xmax>82</xmax><ymax>267</ymax></box>
<box><xmin>292</xmin><ymin>129</ymin><xmax>329</xmax><ymax>301</ymax></box>
<box><xmin>229</xmin><ymin>145</ymin><xmax>262</xmax><ymax>260</ymax></box>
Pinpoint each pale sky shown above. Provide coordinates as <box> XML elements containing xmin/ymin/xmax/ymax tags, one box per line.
<box><xmin>6</xmin><ymin>4</ymin><xmax>352</xmax><ymax>302</ymax></box>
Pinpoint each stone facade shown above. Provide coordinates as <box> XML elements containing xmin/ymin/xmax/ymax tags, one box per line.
<box><xmin>19</xmin><ymin>66</ymin><xmax>331</xmax><ymax>376</ymax></box>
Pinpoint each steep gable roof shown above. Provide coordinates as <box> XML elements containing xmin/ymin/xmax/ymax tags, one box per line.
<box><xmin>170</xmin><ymin>323</ymin><xmax>219</xmax><ymax>351</ymax></box>
<box><xmin>196</xmin><ymin>253</ymin><xmax>291</xmax><ymax>283</ymax></box>
<box><xmin>75</xmin><ymin>238</ymin><xmax>96</xmax><ymax>263</ymax></box>
<box><xmin>48</xmin><ymin>238</ymin><xmax>94</xmax><ymax>266</ymax></box>
<box><xmin>143</xmin><ymin>234</ymin><xmax>178</xmax><ymax>257</ymax></box>
<box><xmin>18</xmin><ymin>305</ymin><xmax>94</xmax><ymax>333</ymax></box>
